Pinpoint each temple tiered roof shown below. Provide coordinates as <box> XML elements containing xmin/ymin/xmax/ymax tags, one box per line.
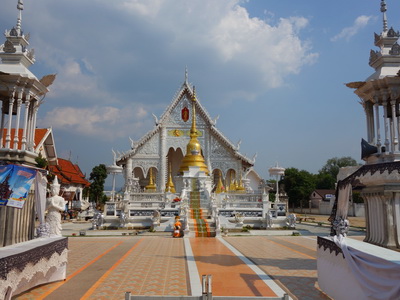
<box><xmin>118</xmin><ymin>78</ymin><xmax>254</xmax><ymax>166</ymax></box>
<box><xmin>49</xmin><ymin>158</ymin><xmax>90</xmax><ymax>187</ymax></box>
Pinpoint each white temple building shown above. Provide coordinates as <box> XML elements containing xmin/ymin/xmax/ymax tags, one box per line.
<box><xmin>116</xmin><ymin>74</ymin><xmax>260</xmax><ymax>195</ymax></box>
<box><xmin>105</xmin><ymin>73</ymin><xmax>289</xmax><ymax>235</ymax></box>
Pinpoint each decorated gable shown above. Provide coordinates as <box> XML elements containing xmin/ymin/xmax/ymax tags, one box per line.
<box><xmin>164</xmin><ymin>93</ymin><xmax>208</xmax><ymax>127</ymax></box>
<box><xmin>210</xmin><ymin>134</ymin><xmax>234</xmax><ymax>158</ymax></box>
<box><xmin>136</xmin><ymin>133</ymin><xmax>160</xmax><ymax>156</ymax></box>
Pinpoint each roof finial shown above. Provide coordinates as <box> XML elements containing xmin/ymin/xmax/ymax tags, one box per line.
<box><xmin>185</xmin><ymin>65</ymin><xmax>188</xmax><ymax>83</ymax></box>
<box><xmin>381</xmin><ymin>0</ymin><xmax>388</xmax><ymax>33</ymax></box>
<box><xmin>16</xmin><ymin>0</ymin><xmax>24</xmax><ymax>36</ymax></box>
<box><xmin>191</xmin><ymin>86</ymin><xmax>197</xmax><ymax>137</ymax></box>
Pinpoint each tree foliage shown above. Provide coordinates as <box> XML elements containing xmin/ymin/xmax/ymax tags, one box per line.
<box><xmin>89</xmin><ymin>164</ymin><xmax>108</xmax><ymax>205</ymax></box>
<box><xmin>35</xmin><ymin>153</ymin><xmax>48</xmax><ymax>169</ymax></box>
<box><xmin>314</xmin><ymin>172</ymin><xmax>336</xmax><ymax>190</ymax></box>
<box><xmin>281</xmin><ymin>156</ymin><xmax>359</xmax><ymax>207</ymax></box>
<box><xmin>319</xmin><ymin>156</ymin><xmax>358</xmax><ymax>181</ymax></box>
<box><xmin>282</xmin><ymin>168</ymin><xmax>316</xmax><ymax>207</ymax></box>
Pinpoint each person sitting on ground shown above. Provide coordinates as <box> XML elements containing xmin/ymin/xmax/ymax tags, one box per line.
<box><xmin>173</xmin><ymin>216</ymin><xmax>182</xmax><ymax>238</ymax></box>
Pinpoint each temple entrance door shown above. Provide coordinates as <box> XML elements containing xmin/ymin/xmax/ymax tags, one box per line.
<box><xmin>133</xmin><ymin>167</ymin><xmax>145</xmax><ymax>191</ymax></box>
<box><xmin>212</xmin><ymin>169</ymin><xmax>225</xmax><ymax>193</ymax></box>
<box><xmin>167</xmin><ymin>147</ymin><xmax>184</xmax><ymax>192</ymax></box>
<box><xmin>167</xmin><ymin>147</ymin><xmax>183</xmax><ymax>176</ymax></box>
<box><xmin>226</xmin><ymin>169</ymin><xmax>236</xmax><ymax>192</ymax></box>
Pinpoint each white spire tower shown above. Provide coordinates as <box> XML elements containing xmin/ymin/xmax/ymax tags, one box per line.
<box><xmin>16</xmin><ymin>0</ymin><xmax>24</xmax><ymax>35</ymax></box>
<box><xmin>0</xmin><ymin>0</ymin><xmax>56</xmax><ymax>165</ymax></box>
<box><xmin>381</xmin><ymin>0</ymin><xmax>388</xmax><ymax>33</ymax></box>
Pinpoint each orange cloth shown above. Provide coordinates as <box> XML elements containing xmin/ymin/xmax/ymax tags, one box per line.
<box><xmin>173</xmin><ymin>221</ymin><xmax>182</xmax><ymax>237</ymax></box>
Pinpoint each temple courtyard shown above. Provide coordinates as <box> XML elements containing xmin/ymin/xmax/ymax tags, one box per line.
<box><xmin>14</xmin><ymin>219</ymin><xmax>365</xmax><ymax>300</ymax></box>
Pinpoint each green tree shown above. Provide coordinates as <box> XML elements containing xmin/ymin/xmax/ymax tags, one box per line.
<box><xmin>282</xmin><ymin>168</ymin><xmax>316</xmax><ymax>208</ymax></box>
<box><xmin>35</xmin><ymin>153</ymin><xmax>48</xmax><ymax>169</ymax></box>
<box><xmin>315</xmin><ymin>172</ymin><xmax>336</xmax><ymax>189</ymax></box>
<box><xmin>89</xmin><ymin>164</ymin><xmax>108</xmax><ymax>205</ymax></box>
<box><xmin>352</xmin><ymin>191</ymin><xmax>364</xmax><ymax>203</ymax></box>
<box><xmin>319</xmin><ymin>156</ymin><xmax>358</xmax><ymax>181</ymax></box>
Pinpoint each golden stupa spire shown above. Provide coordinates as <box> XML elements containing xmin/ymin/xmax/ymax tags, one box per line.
<box><xmin>178</xmin><ymin>87</ymin><xmax>209</xmax><ymax>175</ymax></box>
<box><xmin>145</xmin><ymin>167</ymin><xmax>157</xmax><ymax>191</ymax></box>
<box><xmin>165</xmin><ymin>163</ymin><xmax>176</xmax><ymax>193</ymax></box>
<box><xmin>215</xmin><ymin>170</ymin><xmax>224</xmax><ymax>194</ymax></box>
<box><xmin>236</xmin><ymin>172</ymin><xmax>246</xmax><ymax>193</ymax></box>
<box><xmin>229</xmin><ymin>178</ymin><xmax>236</xmax><ymax>192</ymax></box>
<box><xmin>236</xmin><ymin>170</ymin><xmax>246</xmax><ymax>193</ymax></box>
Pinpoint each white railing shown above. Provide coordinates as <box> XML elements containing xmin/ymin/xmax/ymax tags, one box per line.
<box><xmin>128</xmin><ymin>202</ymin><xmax>166</xmax><ymax>208</ymax></box>
<box><xmin>224</xmin><ymin>202</ymin><xmax>263</xmax><ymax>209</ymax></box>
<box><xmin>130</xmin><ymin>193</ymin><xmax>165</xmax><ymax>202</ymax></box>
<box><xmin>225</xmin><ymin>193</ymin><xmax>263</xmax><ymax>203</ymax></box>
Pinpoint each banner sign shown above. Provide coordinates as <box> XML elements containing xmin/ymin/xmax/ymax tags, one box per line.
<box><xmin>0</xmin><ymin>165</ymin><xmax>37</xmax><ymax>208</ymax></box>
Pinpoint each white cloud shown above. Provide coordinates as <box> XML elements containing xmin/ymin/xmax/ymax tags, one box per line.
<box><xmin>11</xmin><ymin>0</ymin><xmax>317</xmax><ymax>137</ymax></box>
<box><xmin>115</xmin><ymin>0</ymin><xmax>317</xmax><ymax>90</ymax></box>
<box><xmin>40</xmin><ymin>105</ymin><xmax>150</xmax><ymax>139</ymax></box>
<box><xmin>331</xmin><ymin>15</ymin><xmax>375</xmax><ymax>42</ymax></box>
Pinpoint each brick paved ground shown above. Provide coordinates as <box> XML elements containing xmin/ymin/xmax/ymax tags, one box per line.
<box><xmin>14</xmin><ymin>231</ymin><xmax>365</xmax><ymax>300</ymax></box>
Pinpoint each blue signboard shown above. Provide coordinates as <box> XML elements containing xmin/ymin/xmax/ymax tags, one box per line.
<box><xmin>0</xmin><ymin>165</ymin><xmax>37</xmax><ymax>208</ymax></box>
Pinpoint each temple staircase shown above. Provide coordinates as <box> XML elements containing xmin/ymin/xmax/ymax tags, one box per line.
<box><xmin>188</xmin><ymin>183</ymin><xmax>216</xmax><ymax>237</ymax></box>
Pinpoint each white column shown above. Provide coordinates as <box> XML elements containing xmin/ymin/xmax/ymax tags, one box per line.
<box><xmin>29</xmin><ymin>103</ymin><xmax>39</xmax><ymax>151</ymax></box>
<box><xmin>5</xmin><ymin>92</ymin><xmax>15</xmax><ymax>149</ymax></box>
<box><xmin>383</xmin><ymin>99</ymin><xmax>390</xmax><ymax>152</ymax></box>
<box><xmin>374</xmin><ymin>101</ymin><xmax>381</xmax><ymax>152</ymax></box>
<box><xmin>364</xmin><ymin>102</ymin><xmax>374</xmax><ymax>144</ymax></box>
<box><xmin>390</xmin><ymin>99</ymin><xmax>398</xmax><ymax>152</ymax></box>
<box><xmin>397</xmin><ymin>110</ymin><xmax>400</xmax><ymax>152</ymax></box>
<box><xmin>369</xmin><ymin>103</ymin><xmax>375</xmax><ymax>144</ymax></box>
<box><xmin>205</xmin><ymin>129</ymin><xmax>212</xmax><ymax>174</ymax></box>
<box><xmin>111</xmin><ymin>173</ymin><xmax>116</xmax><ymax>201</ymax></box>
<box><xmin>0</xmin><ymin>106</ymin><xmax>5</xmax><ymax>147</ymax></box>
<box><xmin>160</xmin><ymin>127</ymin><xmax>167</xmax><ymax>192</ymax></box>
<box><xmin>13</xmin><ymin>89</ymin><xmax>23</xmax><ymax>149</ymax></box>
<box><xmin>21</xmin><ymin>93</ymin><xmax>31</xmax><ymax>151</ymax></box>
<box><xmin>26</xmin><ymin>100</ymin><xmax>36</xmax><ymax>151</ymax></box>
<box><xmin>126</xmin><ymin>158</ymin><xmax>132</xmax><ymax>186</ymax></box>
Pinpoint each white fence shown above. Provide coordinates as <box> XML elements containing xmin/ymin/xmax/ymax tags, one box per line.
<box><xmin>292</xmin><ymin>202</ymin><xmax>365</xmax><ymax>217</ymax></box>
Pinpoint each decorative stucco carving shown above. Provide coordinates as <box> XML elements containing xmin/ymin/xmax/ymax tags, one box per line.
<box><xmin>390</xmin><ymin>43</ymin><xmax>400</xmax><ymax>55</ymax></box>
<box><xmin>210</xmin><ymin>135</ymin><xmax>232</xmax><ymax>158</ymax></box>
<box><xmin>136</xmin><ymin>134</ymin><xmax>160</xmax><ymax>155</ymax></box>
<box><xmin>166</xmin><ymin>138</ymin><xmax>190</xmax><ymax>153</ymax></box>
<box><xmin>388</xmin><ymin>27</ymin><xmax>400</xmax><ymax>38</ymax></box>
<box><xmin>369</xmin><ymin>49</ymin><xmax>379</xmax><ymax>65</ymax></box>
<box><xmin>211</xmin><ymin>161</ymin><xmax>238</xmax><ymax>177</ymax></box>
<box><xmin>3</xmin><ymin>40</ymin><xmax>16</xmax><ymax>53</ymax></box>
<box><xmin>132</xmin><ymin>159</ymin><xmax>160</xmax><ymax>176</ymax></box>
<box><xmin>164</xmin><ymin>95</ymin><xmax>206</xmax><ymax>126</ymax></box>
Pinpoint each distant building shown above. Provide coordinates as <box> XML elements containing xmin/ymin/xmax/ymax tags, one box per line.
<box><xmin>49</xmin><ymin>158</ymin><xmax>90</xmax><ymax>210</ymax></box>
<box><xmin>310</xmin><ymin>189</ymin><xmax>335</xmax><ymax>208</ymax></box>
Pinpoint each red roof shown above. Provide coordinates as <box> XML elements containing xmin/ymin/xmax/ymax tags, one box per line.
<box><xmin>2</xmin><ymin>128</ymin><xmax>49</xmax><ymax>149</ymax></box>
<box><xmin>49</xmin><ymin>158</ymin><xmax>90</xmax><ymax>187</ymax></box>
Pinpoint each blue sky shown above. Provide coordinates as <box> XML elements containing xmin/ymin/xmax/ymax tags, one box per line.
<box><xmin>1</xmin><ymin>0</ymin><xmax>400</xmax><ymax>188</ymax></box>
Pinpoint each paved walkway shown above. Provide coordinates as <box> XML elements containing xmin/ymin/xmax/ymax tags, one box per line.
<box><xmin>14</xmin><ymin>223</ymin><xmax>366</xmax><ymax>300</ymax></box>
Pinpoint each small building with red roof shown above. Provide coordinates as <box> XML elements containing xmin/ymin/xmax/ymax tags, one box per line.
<box><xmin>49</xmin><ymin>158</ymin><xmax>90</xmax><ymax>209</ymax></box>
<box><xmin>2</xmin><ymin>127</ymin><xmax>90</xmax><ymax>209</ymax></box>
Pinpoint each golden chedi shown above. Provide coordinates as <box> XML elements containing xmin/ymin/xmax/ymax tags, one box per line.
<box><xmin>165</xmin><ymin>163</ymin><xmax>176</xmax><ymax>193</ymax></box>
<box><xmin>179</xmin><ymin>88</ymin><xmax>209</xmax><ymax>175</ymax></box>
<box><xmin>145</xmin><ymin>168</ymin><xmax>157</xmax><ymax>191</ymax></box>
<box><xmin>215</xmin><ymin>170</ymin><xmax>225</xmax><ymax>194</ymax></box>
